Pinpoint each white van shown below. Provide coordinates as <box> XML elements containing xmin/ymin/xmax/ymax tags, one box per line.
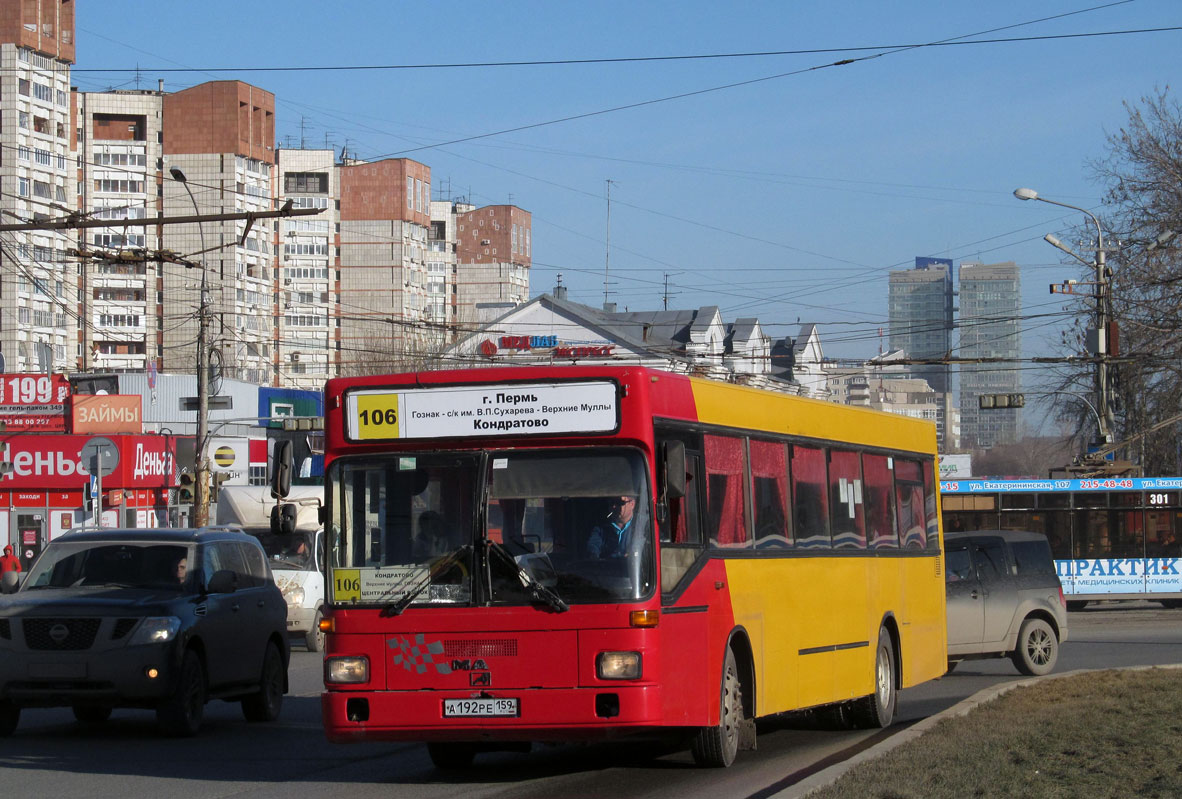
<box><xmin>216</xmin><ymin>485</ymin><xmax>326</xmax><ymax>651</ymax></box>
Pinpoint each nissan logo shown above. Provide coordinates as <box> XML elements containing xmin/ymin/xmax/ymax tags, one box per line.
<box><xmin>48</xmin><ymin>623</ymin><xmax>69</xmax><ymax>644</ymax></box>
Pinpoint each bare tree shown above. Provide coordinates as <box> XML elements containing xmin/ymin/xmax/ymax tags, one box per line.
<box><xmin>1070</xmin><ymin>88</ymin><xmax>1182</xmax><ymax>475</ymax></box>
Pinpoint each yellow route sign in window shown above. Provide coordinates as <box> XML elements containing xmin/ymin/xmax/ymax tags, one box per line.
<box><xmin>333</xmin><ymin>569</ymin><xmax>361</xmax><ymax>602</ymax></box>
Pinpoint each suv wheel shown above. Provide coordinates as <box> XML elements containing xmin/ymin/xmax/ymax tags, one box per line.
<box><xmin>0</xmin><ymin>700</ymin><xmax>19</xmax><ymax>737</ymax></box>
<box><xmin>157</xmin><ymin>650</ymin><xmax>206</xmax><ymax>737</ymax></box>
<box><xmin>242</xmin><ymin>642</ymin><xmax>285</xmax><ymax>722</ymax></box>
<box><xmin>1011</xmin><ymin>617</ymin><xmax>1058</xmax><ymax>676</ymax></box>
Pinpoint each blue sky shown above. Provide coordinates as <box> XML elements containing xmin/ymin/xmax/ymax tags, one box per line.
<box><xmin>73</xmin><ymin>1</ymin><xmax>1179</xmax><ymax>430</ymax></box>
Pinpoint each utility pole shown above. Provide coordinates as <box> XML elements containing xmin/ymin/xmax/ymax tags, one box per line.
<box><xmin>170</xmin><ymin>167</ymin><xmax>212</xmax><ymax>527</ymax></box>
<box><xmin>1014</xmin><ymin>188</ymin><xmax>1116</xmax><ymax>444</ymax></box>
<box><xmin>603</xmin><ymin>179</ymin><xmax>614</xmax><ymax>309</ymax></box>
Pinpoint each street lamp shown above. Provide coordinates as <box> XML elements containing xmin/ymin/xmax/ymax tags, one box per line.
<box><xmin>170</xmin><ymin>167</ymin><xmax>212</xmax><ymax>526</ymax></box>
<box><xmin>1013</xmin><ymin>187</ymin><xmax>1115</xmax><ymax>445</ymax></box>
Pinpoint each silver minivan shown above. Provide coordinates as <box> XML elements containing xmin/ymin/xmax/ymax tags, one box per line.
<box><xmin>945</xmin><ymin>529</ymin><xmax>1068</xmax><ymax>675</ymax></box>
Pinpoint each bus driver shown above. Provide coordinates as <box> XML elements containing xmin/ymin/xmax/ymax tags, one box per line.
<box><xmin>587</xmin><ymin>495</ymin><xmax>637</xmax><ymax>558</ymax></box>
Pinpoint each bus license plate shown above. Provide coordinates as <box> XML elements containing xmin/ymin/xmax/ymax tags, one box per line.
<box><xmin>443</xmin><ymin>698</ymin><xmax>518</xmax><ymax>717</ymax></box>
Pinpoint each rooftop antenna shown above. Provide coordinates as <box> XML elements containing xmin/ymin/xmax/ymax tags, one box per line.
<box><xmin>662</xmin><ymin>272</ymin><xmax>670</xmax><ymax>311</ymax></box>
<box><xmin>300</xmin><ymin>116</ymin><xmax>306</xmax><ymax>149</ymax></box>
<box><xmin>603</xmin><ymin>179</ymin><xmax>615</xmax><ymax>309</ymax></box>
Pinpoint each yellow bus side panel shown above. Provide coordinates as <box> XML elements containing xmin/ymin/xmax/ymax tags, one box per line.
<box><xmin>723</xmin><ymin>554</ymin><xmax>946</xmax><ymax>717</ymax></box>
<box><xmin>688</xmin><ymin>377</ymin><xmax>938</xmax><ymax>453</ymax></box>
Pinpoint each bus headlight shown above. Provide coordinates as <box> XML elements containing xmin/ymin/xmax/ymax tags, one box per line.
<box><xmin>596</xmin><ymin>651</ymin><xmax>642</xmax><ymax>680</ymax></box>
<box><xmin>325</xmin><ymin>656</ymin><xmax>369</xmax><ymax>684</ymax></box>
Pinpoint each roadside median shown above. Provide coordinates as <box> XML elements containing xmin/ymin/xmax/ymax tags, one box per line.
<box><xmin>779</xmin><ymin>665</ymin><xmax>1182</xmax><ymax>799</ymax></box>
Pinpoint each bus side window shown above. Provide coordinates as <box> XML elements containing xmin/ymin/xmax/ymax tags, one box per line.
<box><xmin>661</xmin><ymin>446</ymin><xmax>702</xmax><ymax>545</ymax></box>
<box><xmin>704</xmin><ymin>434</ymin><xmax>750</xmax><ymax>548</ymax></box>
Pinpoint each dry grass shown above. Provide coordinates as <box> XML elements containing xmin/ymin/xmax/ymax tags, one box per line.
<box><xmin>806</xmin><ymin>669</ymin><xmax>1182</xmax><ymax>799</ymax></box>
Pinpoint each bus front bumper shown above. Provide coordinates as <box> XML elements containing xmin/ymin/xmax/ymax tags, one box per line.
<box><xmin>321</xmin><ymin>685</ymin><xmax>666</xmax><ymax>743</ymax></box>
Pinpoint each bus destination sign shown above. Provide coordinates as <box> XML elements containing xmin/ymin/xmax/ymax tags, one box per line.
<box><xmin>346</xmin><ymin>381</ymin><xmax>619</xmax><ymax>441</ymax></box>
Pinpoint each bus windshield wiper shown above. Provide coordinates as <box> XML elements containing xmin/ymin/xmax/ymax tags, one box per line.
<box><xmin>379</xmin><ymin>547</ymin><xmax>468</xmax><ymax>617</ymax></box>
<box><xmin>485</xmin><ymin>539</ymin><xmax>568</xmax><ymax>613</ymax></box>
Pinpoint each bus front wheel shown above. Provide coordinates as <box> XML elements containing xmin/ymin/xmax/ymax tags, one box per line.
<box><xmin>690</xmin><ymin>648</ymin><xmax>743</xmax><ymax>768</ymax></box>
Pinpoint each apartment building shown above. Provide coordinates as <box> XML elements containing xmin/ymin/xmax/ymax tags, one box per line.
<box><xmin>0</xmin><ymin>0</ymin><xmax>75</xmax><ymax>373</ymax></box>
<box><xmin>160</xmin><ymin>81</ymin><xmax>277</xmax><ymax>386</ymax></box>
<box><xmin>74</xmin><ymin>88</ymin><xmax>162</xmax><ymax>373</ymax></box>
<box><xmin>337</xmin><ymin>157</ymin><xmax>434</xmax><ymax>373</ymax></box>
<box><xmin>455</xmin><ymin>204</ymin><xmax>531</xmax><ymax>324</ymax></box>
<box><xmin>276</xmin><ymin>148</ymin><xmax>336</xmax><ymax>391</ymax></box>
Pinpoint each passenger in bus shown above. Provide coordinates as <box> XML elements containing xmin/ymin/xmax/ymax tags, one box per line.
<box><xmin>415</xmin><ymin>511</ymin><xmax>461</xmax><ymax>559</ymax></box>
<box><xmin>587</xmin><ymin>495</ymin><xmax>637</xmax><ymax>558</ymax></box>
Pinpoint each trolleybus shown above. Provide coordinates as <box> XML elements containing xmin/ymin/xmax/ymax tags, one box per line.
<box><xmin>940</xmin><ymin>477</ymin><xmax>1182</xmax><ymax>608</ymax></box>
<box><xmin>318</xmin><ymin>366</ymin><xmax>947</xmax><ymax>767</ymax></box>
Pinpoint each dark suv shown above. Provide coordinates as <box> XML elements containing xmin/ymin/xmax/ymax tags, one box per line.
<box><xmin>945</xmin><ymin>529</ymin><xmax>1068</xmax><ymax>676</ymax></box>
<box><xmin>0</xmin><ymin>527</ymin><xmax>289</xmax><ymax>737</ymax></box>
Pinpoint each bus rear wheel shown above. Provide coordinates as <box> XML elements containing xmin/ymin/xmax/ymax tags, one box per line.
<box><xmin>691</xmin><ymin>648</ymin><xmax>743</xmax><ymax>767</ymax></box>
<box><xmin>851</xmin><ymin>626</ymin><xmax>896</xmax><ymax>728</ymax></box>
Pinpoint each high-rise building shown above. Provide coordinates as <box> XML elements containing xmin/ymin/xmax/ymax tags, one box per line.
<box><xmin>887</xmin><ymin>258</ymin><xmax>954</xmax><ymax>393</ymax></box>
<box><xmin>74</xmin><ymin>86</ymin><xmax>163</xmax><ymax>373</ymax></box>
<box><xmin>276</xmin><ymin>148</ymin><xmax>336</xmax><ymax>390</ymax></box>
<box><xmin>337</xmin><ymin>157</ymin><xmax>433</xmax><ymax>373</ymax></box>
<box><xmin>161</xmin><ymin>81</ymin><xmax>277</xmax><ymax>386</ymax></box>
<box><xmin>6</xmin><ymin>9</ymin><xmax>531</xmax><ymax>384</ymax></box>
<box><xmin>959</xmin><ymin>261</ymin><xmax>1021</xmax><ymax>448</ymax></box>
<box><xmin>0</xmin><ymin>0</ymin><xmax>75</xmax><ymax>373</ymax></box>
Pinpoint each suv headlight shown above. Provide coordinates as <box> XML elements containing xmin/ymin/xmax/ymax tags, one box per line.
<box><xmin>284</xmin><ymin>585</ymin><xmax>305</xmax><ymax>607</ymax></box>
<box><xmin>129</xmin><ymin>617</ymin><xmax>182</xmax><ymax>646</ymax></box>
<box><xmin>325</xmin><ymin>656</ymin><xmax>369</xmax><ymax>684</ymax></box>
<box><xmin>597</xmin><ymin>651</ymin><xmax>642</xmax><ymax>680</ymax></box>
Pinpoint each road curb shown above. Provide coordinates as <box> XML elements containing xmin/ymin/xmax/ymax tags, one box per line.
<box><xmin>772</xmin><ymin>663</ymin><xmax>1182</xmax><ymax>799</ymax></box>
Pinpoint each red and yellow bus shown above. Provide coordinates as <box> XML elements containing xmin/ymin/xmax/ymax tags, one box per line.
<box><xmin>319</xmin><ymin>366</ymin><xmax>946</xmax><ymax>767</ymax></box>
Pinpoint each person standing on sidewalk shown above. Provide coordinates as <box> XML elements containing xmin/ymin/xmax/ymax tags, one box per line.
<box><xmin>0</xmin><ymin>545</ymin><xmax>21</xmax><ymax>573</ymax></box>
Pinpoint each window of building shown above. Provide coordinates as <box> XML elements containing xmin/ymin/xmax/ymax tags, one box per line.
<box><xmin>406</xmin><ymin>176</ymin><xmax>413</xmax><ymax>209</ymax></box>
<box><xmin>283</xmin><ymin>172</ymin><xmax>328</xmax><ymax>194</ymax></box>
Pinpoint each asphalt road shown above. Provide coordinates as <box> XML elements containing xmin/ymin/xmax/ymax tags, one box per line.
<box><xmin>1</xmin><ymin>602</ymin><xmax>1179</xmax><ymax>799</ymax></box>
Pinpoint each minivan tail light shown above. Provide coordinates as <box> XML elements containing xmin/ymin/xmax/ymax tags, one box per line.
<box><xmin>1058</xmin><ymin>586</ymin><xmax>1066</xmax><ymax>608</ymax></box>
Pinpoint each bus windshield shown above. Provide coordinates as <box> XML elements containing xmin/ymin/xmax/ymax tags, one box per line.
<box><xmin>326</xmin><ymin>447</ymin><xmax>654</xmax><ymax>608</ymax></box>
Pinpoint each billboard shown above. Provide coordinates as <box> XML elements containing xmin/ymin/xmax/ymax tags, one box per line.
<box><xmin>0</xmin><ymin>434</ymin><xmax>178</xmax><ymax>489</ymax></box>
<box><xmin>0</xmin><ymin>374</ymin><xmax>70</xmax><ymax>432</ymax></box>
<box><xmin>70</xmin><ymin>394</ymin><xmax>143</xmax><ymax>434</ymax></box>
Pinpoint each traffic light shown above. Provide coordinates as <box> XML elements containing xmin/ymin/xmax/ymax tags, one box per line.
<box><xmin>979</xmin><ymin>393</ymin><xmax>1025</xmax><ymax>410</ymax></box>
<box><xmin>83</xmin><ymin>482</ymin><xmax>93</xmax><ymax>514</ymax></box>
<box><xmin>178</xmin><ymin>472</ymin><xmax>195</xmax><ymax>504</ymax></box>
<box><xmin>212</xmin><ymin>472</ymin><xmax>230</xmax><ymax>501</ymax></box>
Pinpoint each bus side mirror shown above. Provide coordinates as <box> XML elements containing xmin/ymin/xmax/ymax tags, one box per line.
<box><xmin>271</xmin><ymin>503</ymin><xmax>297</xmax><ymax>536</ymax></box>
<box><xmin>271</xmin><ymin>440</ymin><xmax>292</xmax><ymax>499</ymax></box>
<box><xmin>661</xmin><ymin>441</ymin><xmax>686</xmax><ymax>501</ymax></box>
<box><xmin>317</xmin><ymin>506</ymin><xmax>327</xmax><ymax>525</ymax></box>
